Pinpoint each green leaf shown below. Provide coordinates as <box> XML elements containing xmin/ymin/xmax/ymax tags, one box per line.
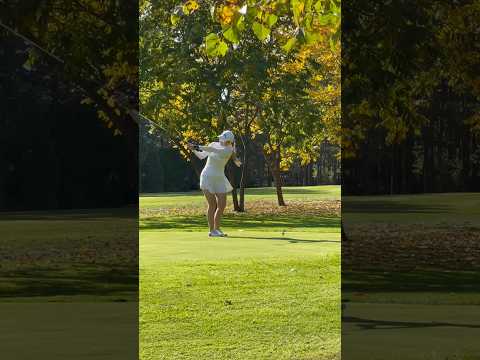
<box><xmin>305</xmin><ymin>0</ymin><xmax>314</xmax><ymax>12</ymax></box>
<box><xmin>170</xmin><ymin>14</ymin><xmax>180</xmax><ymax>26</ymax></box>
<box><xmin>205</xmin><ymin>33</ymin><xmax>220</xmax><ymax>56</ymax></box>
<box><xmin>23</xmin><ymin>60</ymin><xmax>32</xmax><ymax>71</ymax></box>
<box><xmin>314</xmin><ymin>0</ymin><xmax>323</xmax><ymax>13</ymax></box>
<box><xmin>304</xmin><ymin>13</ymin><xmax>313</xmax><ymax>30</ymax></box>
<box><xmin>223</xmin><ymin>26</ymin><xmax>240</xmax><ymax>44</ymax></box>
<box><xmin>217</xmin><ymin>41</ymin><xmax>229</xmax><ymax>56</ymax></box>
<box><xmin>252</xmin><ymin>21</ymin><xmax>270</xmax><ymax>41</ymax></box>
<box><xmin>246</xmin><ymin>6</ymin><xmax>258</xmax><ymax>21</ymax></box>
<box><xmin>330</xmin><ymin>0</ymin><xmax>339</xmax><ymax>13</ymax></box>
<box><xmin>291</xmin><ymin>0</ymin><xmax>305</xmax><ymax>26</ymax></box>
<box><xmin>266</xmin><ymin>14</ymin><xmax>278</xmax><ymax>28</ymax></box>
<box><xmin>282</xmin><ymin>37</ymin><xmax>297</xmax><ymax>53</ymax></box>
<box><xmin>304</xmin><ymin>30</ymin><xmax>319</xmax><ymax>44</ymax></box>
<box><xmin>205</xmin><ymin>33</ymin><xmax>229</xmax><ymax>57</ymax></box>
<box><xmin>235</xmin><ymin>15</ymin><xmax>246</xmax><ymax>32</ymax></box>
<box><xmin>318</xmin><ymin>14</ymin><xmax>332</xmax><ymax>25</ymax></box>
<box><xmin>329</xmin><ymin>36</ymin><xmax>335</xmax><ymax>51</ymax></box>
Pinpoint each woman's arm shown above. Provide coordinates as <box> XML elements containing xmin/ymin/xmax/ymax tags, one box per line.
<box><xmin>193</xmin><ymin>149</ymin><xmax>208</xmax><ymax>160</ymax></box>
<box><xmin>198</xmin><ymin>145</ymin><xmax>223</xmax><ymax>154</ymax></box>
<box><xmin>198</xmin><ymin>144</ymin><xmax>232</xmax><ymax>155</ymax></box>
<box><xmin>187</xmin><ymin>142</ymin><xmax>208</xmax><ymax>159</ymax></box>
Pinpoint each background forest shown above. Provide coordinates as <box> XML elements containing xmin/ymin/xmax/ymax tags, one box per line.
<box><xmin>139</xmin><ymin>0</ymin><xmax>341</xmax><ymax>210</ymax></box>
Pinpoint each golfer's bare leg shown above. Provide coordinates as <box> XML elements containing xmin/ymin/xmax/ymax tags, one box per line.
<box><xmin>214</xmin><ymin>193</ymin><xmax>227</xmax><ymax>230</ymax></box>
<box><xmin>203</xmin><ymin>190</ymin><xmax>216</xmax><ymax>232</ymax></box>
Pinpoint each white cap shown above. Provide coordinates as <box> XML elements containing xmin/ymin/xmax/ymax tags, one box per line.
<box><xmin>218</xmin><ymin>130</ymin><xmax>235</xmax><ymax>142</ymax></box>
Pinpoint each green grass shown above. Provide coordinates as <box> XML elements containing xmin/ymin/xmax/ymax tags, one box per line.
<box><xmin>1</xmin><ymin>303</ymin><xmax>137</xmax><ymax>359</ymax></box>
<box><xmin>140</xmin><ymin>185</ymin><xmax>340</xmax><ymax>210</ymax></box>
<box><xmin>140</xmin><ymin>185</ymin><xmax>341</xmax><ymax>360</ymax></box>
<box><xmin>0</xmin><ymin>209</ymin><xmax>138</xmax><ymax>359</ymax></box>
<box><xmin>342</xmin><ymin>192</ymin><xmax>480</xmax><ymax>305</ymax></box>
<box><xmin>343</xmin><ymin>302</ymin><xmax>480</xmax><ymax>360</ymax></box>
<box><xmin>343</xmin><ymin>192</ymin><xmax>480</xmax><ymax>359</ymax></box>
<box><xmin>0</xmin><ymin>208</ymin><xmax>137</xmax><ymax>302</ymax></box>
<box><xmin>343</xmin><ymin>192</ymin><xmax>480</xmax><ymax>226</ymax></box>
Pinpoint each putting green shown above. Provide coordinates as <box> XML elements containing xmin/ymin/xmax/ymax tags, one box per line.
<box><xmin>141</xmin><ymin>230</ymin><xmax>339</xmax><ymax>262</ymax></box>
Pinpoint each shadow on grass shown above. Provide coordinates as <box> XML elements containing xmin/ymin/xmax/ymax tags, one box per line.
<box><xmin>140</xmin><ymin>191</ymin><xmax>201</xmax><ymax>198</ymax></box>
<box><xmin>343</xmin><ymin>316</ymin><xmax>480</xmax><ymax>330</ymax></box>
<box><xmin>0</xmin><ymin>208</ymin><xmax>137</xmax><ymax>221</ymax></box>
<box><xmin>0</xmin><ymin>265</ymin><xmax>137</xmax><ymax>299</ymax></box>
<box><xmin>141</xmin><ymin>186</ymin><xmax>338</xmax><ymax>198</ymax></box>
<box><xmin>229</xmin><ymin>235</ymin><xmax>339</xmax><ymax>244</ymax></box>
<box><xmin>343</xmin><ymin>269</ymin><xmax>480</xmax><ymax>294</ymax></box>
<box><xmin>342</xmin><ymin>200</ymin><xmax>450</xmax><ymax>214</ymax></box>
<box><xmin>140</xmin><ymin>213</ymin><xmax>341</xmax><ymax>231</ymax></box>
<box><xmin>245</xmin><ymin>187</ymin><xmax>335</xmax><ymax>196</ymax></box>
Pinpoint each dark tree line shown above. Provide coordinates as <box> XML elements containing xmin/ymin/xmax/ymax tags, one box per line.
<box><xmin>345</xmin><ymin>92</ymin><xmax>480</xmax><ymax>195</ymax></box>
<box><xmin>0</xmin><ymin>33</ymin><xmax>136</xmax><ymax>210</ymax></box>
<box><xmin>139</xmin><ymin>124</ymin><xmax>340</xmax><ymax>193</ymax></box>
<box><xmin>342</xmin><ymin>1</ymin><xmax>480</xmax><ymax>195</ymax></box>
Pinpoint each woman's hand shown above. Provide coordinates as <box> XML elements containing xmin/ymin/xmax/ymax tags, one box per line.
<box><xmin>187</xmin><ymin>142</ymin><xmax>199</xmax><ymax>150</ymax></box>
<box><xmin>234</xmin><ymin>158</ymin><xmax>242</xmax><ymax>167</ymax></box>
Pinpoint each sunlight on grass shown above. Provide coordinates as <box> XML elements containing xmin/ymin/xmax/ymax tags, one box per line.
<box><xmin>140</xmin><ymin>185</ymin><xmax>341</xmax><ymax>209</ymax></box>
<box><xmin>140</xmin><ymin>185</ymin><xmax>341</xmax><ymax>359</ymax></box>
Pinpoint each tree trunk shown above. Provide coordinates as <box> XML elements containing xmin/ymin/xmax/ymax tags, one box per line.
<box><xmin>227</xmin><ymin>162</ymin><xmax>240</xmax><ymax>211</ymax></box>
<box><xmin>461</xmin><ymin>122</ymin><xmax>471</xmax><ymax>190</ymax></box>
<box><xmin>390</xmin><ymin>144</ymin><xmax>395</xmax><ymax>195</ymax></box>
<box><xmin>265</xmin><ymin>148</ymin><xmax>286</xmax><ymax>206</ymax></box>
<box><xmin>274</xmin><ymin>171</ymin><xmax>286</xmax><ymax>206</ymax></box>
<box><xmin>422</xmin><ymin>124</ymin><xmax>434</xmax><ymax>193</ymax></box>
<box><xmin>239</xmin><ymin>156</ymin><xmax>247</xmax><ymax>211</ymax></box>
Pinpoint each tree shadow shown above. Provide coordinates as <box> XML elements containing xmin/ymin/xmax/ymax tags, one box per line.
<box><xmin>140</xmin><ymin>186</ymin><xmax>338</xmax><ymax>198</ymax></box>
<box><xmin>342</xmin><ymin>269</ymin><xmax>480</xmax><ymax>293</ymax></box>
<box><xmin>228</xmin><ymin>235</ymin><xmax>339</xmax><ymax>244</ymax></box>
<box><xmin>342</xmin><ymin>200</ymin><xmax>450</xmax><ymax>214</ymax></box>
<box><xmin>0</xmin><ymin>208</ymin><xmax>136</xmax><ymax>221</ymax></box>
<box><xmin>246</xmin><ymin>187</ymin><xmax>335</xmax><ymax>196</ymax></box>
<box><xmin>0</xmin><ymin>265</ymin><xmax>137</xmax><ymax>299</ymax></box>
<box><xmin>343</xmin><ymin>316</ymin><xmax>480</xmax><ymax>331</ymax></box>
<box><xmin>140</xmin><ymin>214</ymin><xmax>341</xmax><ymax>231</ymax></box>
<box><xmin>140</xmin><ymin>191</ymin><xmax>201</xmax><ymax>198</ymax></box>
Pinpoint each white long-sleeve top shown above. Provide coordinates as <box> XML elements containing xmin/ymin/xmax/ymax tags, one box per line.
<box><xmin>193</xmin><ymin>142</ymin><xmax>233</xmax><ymax>177</ymax></box>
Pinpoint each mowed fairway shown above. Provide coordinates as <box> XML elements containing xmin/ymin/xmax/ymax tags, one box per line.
<box><xmin>342</xmin><ymin>193</ymin><xmax>480</xmax><ymax>359</ymax></box>
<box><xmin>0</xmin><ymin>208</ymin><xmax>138</xmax><ymax>360</ymax></box>
<box><xmin>140</xmin><ymin>186</ymin><xmax>341</xmax><ymax>360</ymax></box>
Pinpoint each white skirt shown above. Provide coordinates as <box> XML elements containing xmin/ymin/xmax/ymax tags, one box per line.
<box><xmin>200</xmin><ymin>172</ymin><xmax>233</xmax><ymax>194</ymax></box>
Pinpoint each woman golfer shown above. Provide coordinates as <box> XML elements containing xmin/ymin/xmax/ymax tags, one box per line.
<box><xmin>187</xmin><ymin>130</ymin><xmax>241</xmax><ymax>237</ymax></box>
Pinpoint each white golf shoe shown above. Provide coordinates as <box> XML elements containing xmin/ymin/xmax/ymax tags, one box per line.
<box><xmin>209</xmin><ymin>229</ymin><xmax>223</xmax><ymax>237</ymax></box>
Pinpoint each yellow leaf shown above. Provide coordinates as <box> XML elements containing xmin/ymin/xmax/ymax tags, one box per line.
<box><xmin>185</xmin><ymin>0</ymin><xmax>199</xmax><ymax>12</ymax></box>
